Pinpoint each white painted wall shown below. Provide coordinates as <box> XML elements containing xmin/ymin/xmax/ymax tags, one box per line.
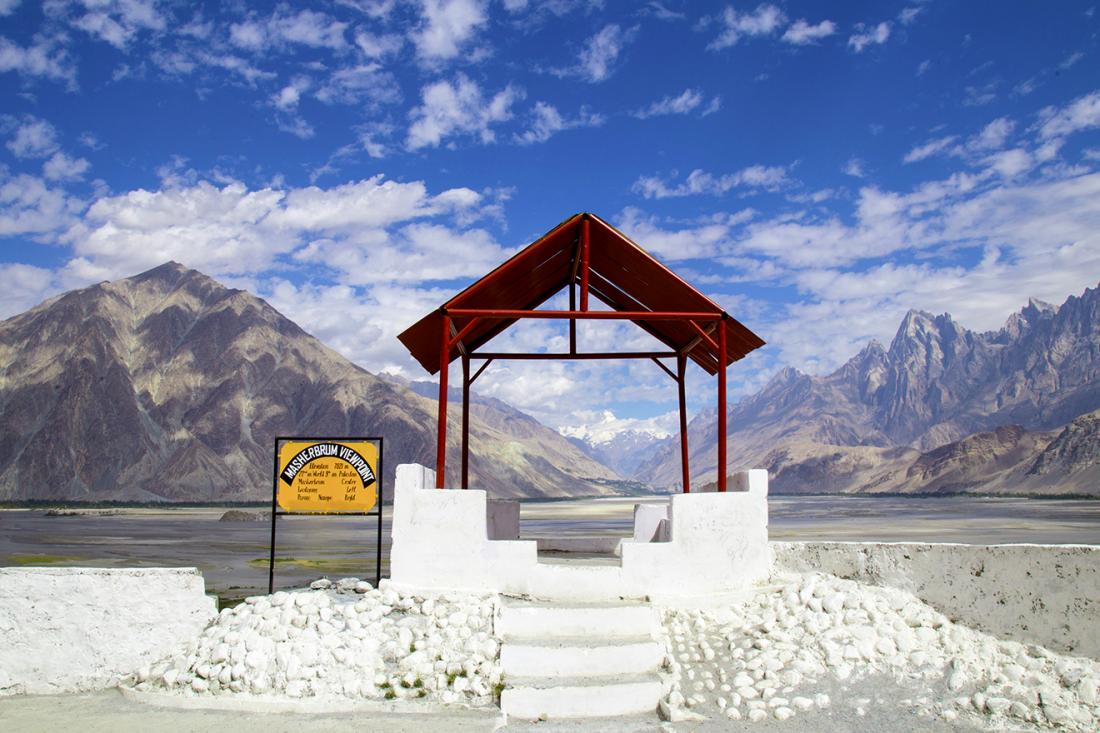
<box><xmin>388</xmin><ymin>463</ymin><xmax>771</xmax><ymax>602</ymax></box>
<box><xmin>0</xmin><ymin>567</ymin><xmax>217</xmax><ymax>696</ymax></box>
<box><xmin>772</xmin><ymin>541</ymin><xmax>1100</xmax><ymax>659</ymax></box>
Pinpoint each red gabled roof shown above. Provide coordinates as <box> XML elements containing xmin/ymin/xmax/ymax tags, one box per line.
<box><xmin>397</xmin><ymin>212</ymin><xmax>765</xmax><ymax>376</ymax></box>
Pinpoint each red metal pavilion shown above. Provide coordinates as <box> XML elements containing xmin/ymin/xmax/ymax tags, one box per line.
<box><xmin>398</xmin><ymin>212</ymin><xmax>765</xmax><ymax>493</ymax></box>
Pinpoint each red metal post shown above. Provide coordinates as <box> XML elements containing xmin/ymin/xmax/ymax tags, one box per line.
<box><xmin>436</xmin><ymin>312</ymin><xmax>450</xmax><ymax>489</ymax></box>
<box><xmin>580</xmin><ymin>217</ymin><xmax>590</xmax><ymax>311</ymax></box>
<box><xmin>461</xmin><ymin>353</ymin><xmax>470</xmax><ymax>490</ymax></box>
<box><xmin>717</xmin><ymin>317</ymin><xmax>727</xmax><ymax>493</ymax></box>
<box><xmin>569</xmin><ymin>282</ymin><xmax>577</xmax><ymax>353</ymax></box>
<box><xmin>677</xmin><ymin>353</ymin><xmax>690</xmax><ymax>494</ymax></box>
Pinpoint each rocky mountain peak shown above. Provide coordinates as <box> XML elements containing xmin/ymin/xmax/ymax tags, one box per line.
<box><xmin>890</xmin><ymin>309</ymin><xmax>961</xmax><ymax>353</ymax></box>
<box><xmin>1000</xmin><ymin>296</ymin><xmax>1057</xmax><ymax>341</ymax></box>
<box><xmin>766</xmin><ymin>365</ymin><xmax>808</xmax><ymax>389</ymax></box>
<box><xmin>0</xmin><ymin>264</ymin><xmax>621</xmax><ymax>501</ymax></box>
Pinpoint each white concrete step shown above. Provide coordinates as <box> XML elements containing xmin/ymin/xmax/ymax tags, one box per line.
<box><xmin>500</xmin><ymin>637</ymin><xmax>664</xmax><ymax>678</ymax></box>
<box><xmin>497</xmin><ymin>600</ymin><xmax>658</xmax><ymax>640</ymax></box>
<box><xmin>523</xmin><ymin>563</ymin><xmax>641</xmax><ymax>602</ymax></box>
<box><xmin>500</xmin><ymin>674</ymin><xmax>665</xmax><ymax>719</ymax></box>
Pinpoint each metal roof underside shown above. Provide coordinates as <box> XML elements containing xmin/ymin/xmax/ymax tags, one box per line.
<box><xmin>397</xmin><ymin>212</ymin><xmax>766</xmax><ymax>376</ymax></box>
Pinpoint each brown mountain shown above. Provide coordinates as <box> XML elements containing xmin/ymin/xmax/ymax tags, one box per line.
<box><xmin>0</xmin><ymin>263</ymin><xmax>618</xmax><ymax>502</ymax></box>
<box><xmin>638</xmin><ymin>284</ymin><xmax>1100</xmax><ymax>495</ymax></box>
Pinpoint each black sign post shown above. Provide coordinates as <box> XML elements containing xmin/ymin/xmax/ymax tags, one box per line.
<box><xmin>268</xmin><ymin>436</ymin><xmax>384</xmax><ymax>594</ymax></box>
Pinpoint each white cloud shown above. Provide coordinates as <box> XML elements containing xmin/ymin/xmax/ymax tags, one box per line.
<box><xmin>963</xmin><ymin>82</ymin><xmax>998</xmax><ymax>107</ymax></box>
<box><xmin>781</xmin><ymin>19</ymin><xmax>836</xmax><ymax>45</ymax></box>
<box><xmin>338</xmin><ymin>0</ymin><xmax>396</xmax><ymax>19</ymax></box>
<box><xmin>708</xmin><ymin>4</ymin><xmax>786</xmax><ymax>50</ymax></box>
<box><xmin>0</xmin><ymin>262</ymin><xmax>58</xmax><ymax>320</ymax></box>
<box><xmin>0</xmin><ymin>172</ymin><xmax>81</xmax><ymax>236</ymax></box>
<box><xmin>185</xmin><ymin>52</ymin><xmax>277</xmax><ymax>84</ymax></box>
<box><xmin>56</xmin><ymin>0</ymin><xmax>167</xmax><ymax>50</ymax></box>
<box><xmin>843</xmin><ymin>158</ymin><xmax>866</xmax><ymax>178</ymax></box>
<box><xmin>983</xmin><ymin>148</ymin><xmax>1033</xmax><ymax>179</ymax></box>
<box><xmin>230</xmin><ymin>9</ymin><xmax>349</xmax><ymax>52</ymax></box>
<box><xmin>0</xmin><ymin>35</ymin><xmax>75</xmax><ymax>84</ymax></box>
<box><xmin>42</xmin><ymin>151</ymin><xmax>90</xmax><ymax>181</ymax></box>
<box><xmin>573</xmin><ymin>24</ymin><xmax>632</xmax><ymax>82</ymax></box>
<box><xmin>916</xmin><ymin>59</ymin><xmax>931</xmax><ymax>76</ymax></box>
<box><xmin>410</xmin><ymin>0</ymin><xmax>487</xmax><ymax>63</ymax></box>
<box><xmin>1059</xmin><ymin>51</ymin><xmax>1085</xmax><ymax>70</ymax></box>
<box><xmin>848</xmin><ymin>22</ymin><xmax>890</xmax><ymax>53</ymax></box>
<box><xmin>314</xmin><ymin>64</ymin><xmax>401</xmax><ymax>107</ymax></box>
<box><xmin>272</xmin><ymin>9</ymin><xmax>349</xmax><ymax>49</ymax></box>
<box><xmin>272</xmin><ymin>76</ymin><xmax>310</xmax><ymax>110</ymax></box>
<box><xmin>276</xmin><ymin>116</ymin><xmax>315</xmax><ymax>140</ymax></box>
<box><xmin>6</xmin><ymin>116</ymin><xmax>59</xmax><ymax>158</ymax></box>
<box><xmin>0</xmin><ymin>0</ymin><xmax>21</xmax><ymax>16</ymax></box>
<box><xmin>228</xmin><ymin>21</ymin><xmax>265</xmax><ymax>50</ymax></box>
<box><xmin>354</xmin><ymin>30</ymin><xmax>403</xmax><ymax>58</ymax></box>
<box><xmin>293</xmin><ymin>222</ymin><xmax>510</xmax><ymax>285</ymax></box>
<box><xmin>1036</xmin><ymin>89</ymin><xmax>1100</xmax><ymax>141</ymax></box>
<box><xmin>718</xmin><ymin>170</ymin><xmax>1100</xmax><ymax>375</ymax></box>
<box><xmin>57</xmin><ymin>176</ymin><xmax>486</xmax><ymax>283</ymax></box>
<box><xmin>968</xmin><ymin>117</ymin><xmax>1015</xmax><ymax>152</ymax></box>
<box><xmin>632</xmin><ymin>89</ymin><xmax>720</xmax><ymax>119</ymax></box>
<box><xmin>615</xmin><ymin>207</ymin><xmax>753</xmax><ymax>260</ymax></box>
<box><xmin>903</xmin><ymin>135</ymin><xmax>957</xmax><ymax>163</ymax></box>
<box><xmin>514</xmin><ymin>102</ymin><xmax>603</xmax><ymax>145</ymax></box>
<box><xmin>406</xmin><ymin>74</ymin><xmax>522</xmax><ymax>150</ymax></box>
<box><xmin>633</xmin><ymin>165</ymin><xmax>792</xmax><ymax>199</ymax></box>
<box><xmin>897</xmin><ymin>7</ymin><xmax>923</xmax><ymax>25</ymax></box>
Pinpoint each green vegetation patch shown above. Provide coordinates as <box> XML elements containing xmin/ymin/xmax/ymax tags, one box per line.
<box><xmin>5</xmin><ymin>554</ymin><xmax>81</xmax><ymax>565</ymax></box>
<box><xmin>248</xmin><ymin>557</ymin><xmax>370</xmax><ymax>573</ymax></box>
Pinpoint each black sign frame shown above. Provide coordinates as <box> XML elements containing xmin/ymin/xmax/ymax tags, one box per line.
<box><xmin>268</xmin><ymin>436</ymin><xmax>384</xmax><ymax>594</ymax></box>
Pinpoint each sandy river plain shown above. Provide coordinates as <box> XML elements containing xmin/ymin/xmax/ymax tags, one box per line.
<box><xmin>2</xmin><ymin>495</ymin><xmax>1099</xmax><ymax>604</ymax></box>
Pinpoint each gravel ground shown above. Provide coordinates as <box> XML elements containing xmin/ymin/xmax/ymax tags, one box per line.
<box><xmin>3</xmin><ymin>569</ymin><xmax>1097</xmax><ymax>732</ymax></box>
<box><xmin>0</xmin><ymin>692</ymin><xmax>498</xmax><ymax>733</ymax></box>
<box><xmin>0</xmin><ymin>682</ymin><xmax>982</xmax><ymax>733</ymax></box>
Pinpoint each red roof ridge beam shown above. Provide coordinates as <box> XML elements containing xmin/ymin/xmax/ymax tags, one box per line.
<box><xmin>395</xmin><ymin>212</ymin><xmax>766</xmax><ymax>493</ymax></box>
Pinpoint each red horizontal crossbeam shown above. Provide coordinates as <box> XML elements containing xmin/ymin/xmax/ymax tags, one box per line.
<box><xmin>446</xmin><ymin>309</ymin><xmax>723</xmax><ymax>321</ymax></box>
<box><xmin>471</xmin><ymin>351</ymin><xmax>679</xmax><ymax>360</ymax></box>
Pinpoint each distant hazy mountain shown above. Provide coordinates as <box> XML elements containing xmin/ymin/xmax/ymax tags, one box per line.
<box><xmin>638</xmin><ymin>284</ymin><xmax>1100</xmax><ymax>495</ymax></box>
<box><xmin>565</xmin><ymin>429</ymin><xmax>668</xmax><ymax>478</ymax></box>
<box><xmin>0</xmin><ymin>263</ymin><xmax>618</xmax><ymax>502</ymax></box>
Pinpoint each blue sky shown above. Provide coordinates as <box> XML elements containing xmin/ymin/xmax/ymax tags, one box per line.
<box><xmin>1</xmin><ymin>1</ymin><xmax>1099</xmax><ymax>443</ymax></box>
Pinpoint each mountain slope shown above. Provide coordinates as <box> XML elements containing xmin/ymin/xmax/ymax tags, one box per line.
<box><xmin>0</xmin><ymin>263</ymin><xmax>618</xmax><ymax>502</ymax></box>
<box><xmin>637</xmin><ymin>284</ymin><xmax>1100</xmax><ymax>494</ymax></box>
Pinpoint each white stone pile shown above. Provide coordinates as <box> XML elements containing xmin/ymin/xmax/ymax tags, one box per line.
<box><xmin>126</xmin><ymin>578</ymin><xmax>502</xmax><ymax>705</ymax></box>
<box><xmin>659</xmin><ymin>572</ymin><xmax>1100</xmax><ymax>731</ymax></box>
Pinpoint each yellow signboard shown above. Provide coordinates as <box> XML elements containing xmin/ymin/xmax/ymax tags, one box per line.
<box><xmin>276</xmin><ymin>439</ymin><xmax>379</xmax><ymax>513</ymax></box>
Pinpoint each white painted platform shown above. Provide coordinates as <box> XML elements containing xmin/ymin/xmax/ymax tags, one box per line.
<box><xmin>497</xmin><ymin>597</ymin><xmax>667</xmax><ymax>719</ymax></box>
<box><xmin>388</xmin><ymin>463</ymin><xmax>770</xmax><ymax>602</ymax></box>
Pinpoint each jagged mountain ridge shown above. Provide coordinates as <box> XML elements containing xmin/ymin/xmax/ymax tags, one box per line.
<box><xmin>637</xmin><ymin>285</ymin><xmax>1100</xmax><ymax>493</ymax></box>
<box><xmin>565</xmin><ymin>430</ymin><xmax>668</xmax><ymax>478</ymax></box>
<box><xmin>0</xmin><ymin>263</ymin><xmax>618</xmax><ymax>502</ymax></box>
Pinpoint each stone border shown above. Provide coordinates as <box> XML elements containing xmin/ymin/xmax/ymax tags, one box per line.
<box><xmin>772</xmin><ymin>541</ymin><xmax>1100</xmax><ymax>658</ymax></box>
<box><xmin>0</xmin><ymin>567</ymin><xmax>217</xmax><ymax>696</ymax></box>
